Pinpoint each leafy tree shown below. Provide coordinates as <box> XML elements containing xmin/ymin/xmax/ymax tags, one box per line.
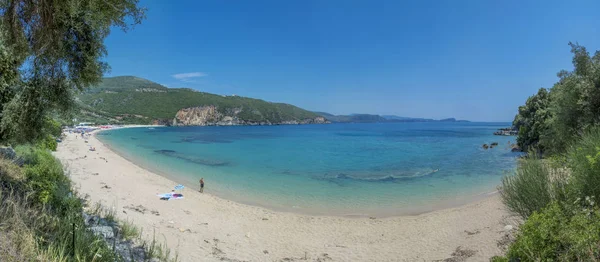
<box><xmin>543</xmin><ymin>43</ymin><xmax>600</xmax><ymax>153</ymax></box>
<box><xmin>513</xmin><ymin>88</ymin><xmax>552</xmax><ymax>152</ymax></box>
<box><xmin>513</xmin><ymin>43</ymin><xmax>600</xmax><ymax>154</ymax></box>
<box><xmin>0</xmin><ymin>0</ymin><xmax>145</xmax><ymax>143</ymax></box>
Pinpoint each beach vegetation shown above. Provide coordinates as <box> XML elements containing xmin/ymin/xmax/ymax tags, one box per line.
<box><xmin>502</xmin><ymin>43</ymin><xmax>600</xmax><ymax>260</ymax></box>
<box><xmin>500</xmin><ymin>153</ymin><xmax>568</xmax><ymax>219</ymax></box>
<box><xmin>1</xmin><ymin>145</ymin><xmax>179</xmax><ymax>261</ymax></box>
<box><xmin>499</xmin><ymin>128</ymin><xmax>600</xmax><ymax>260</ymax></box>
<box><xmin>120</xmin><ymin>220</ymin><xmax>141</xmax><ymax>241</ymax></box>
<box><xmin>503</xmin><ymin>201</ymin><xmax>600</xmax><ymax>261</ymax></box>
<box><xmin>0</xmin><ymin>147</ymin><xmax>120</xmax><ymax>261</ymax></box>
<box><xmin>513</xmin><ymin>43</ymin><xmax>600</xmax><ymax>156</ymax></box>
<box><xmin>512</xmin><ymin>88</ymin><xmax>552</xmax><ymax>153</ymax></box>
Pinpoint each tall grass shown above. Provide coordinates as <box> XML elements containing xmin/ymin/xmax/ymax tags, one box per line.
<box><xmin>0</xmin><ymin>145</ymin><xmax>180</xmax><ymax>261</ymax></box>
<box><xmin>567</xmin><ymin>127</ymin><xmax>600</xmax><ymax>201</ymax></box>
<box><xmin>120</xmin><ymin>219</ymin><xmax>140</xmax><ymax>241</ymax></box>
<box><xmin>0</xmin><ymin>151</ymin><xmax>119</xmax><ymax>261</ymax></box>
<box><xmin>500</xmin><ymin>152</ymin><xmax>569</xmax><ymax>219</ymax></box>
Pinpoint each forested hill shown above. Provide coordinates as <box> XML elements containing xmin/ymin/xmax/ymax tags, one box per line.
<box><xmin>75</xmin><ymin>76</ymin><xmax>327</xmax><ymax>126</ymax></box>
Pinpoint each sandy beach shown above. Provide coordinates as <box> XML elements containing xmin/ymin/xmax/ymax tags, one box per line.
<box><xmin>55</xmin><ymin>128</ymin><xmax>516</xmax><ymax>262</ymax></box>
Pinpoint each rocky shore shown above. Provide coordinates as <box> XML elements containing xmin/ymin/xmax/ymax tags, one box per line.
<box><xmin>494</xmin><ymin>127</ymin><xmax>518</xmax><ymax>136</ymax></box>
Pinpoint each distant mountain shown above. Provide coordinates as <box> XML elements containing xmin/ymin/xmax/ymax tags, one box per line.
<box><xmin>381</xmin><ymin>115</ymin><xmax>414</xmax><ymax>120</ymax></box>
<box><xmin>74</xmin><ymin>76</ymin><xmax>328</xmax><ymax>126</ymax></box>
<box><xmin>315</xmin><ymin>113</ymin><xmax>469</xmax><ymax>123</ymax></box>
<box><xmin>313</xmin><ymin>112</ymin><xmax>387</xmax><ymax>123</ymax></box>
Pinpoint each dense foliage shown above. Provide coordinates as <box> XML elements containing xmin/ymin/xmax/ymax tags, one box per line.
<box><xmin>500</xmin><ymin>42</ymin><xmax>600</xmax><ymax>260</ymax></box>
<box><xmin>75</xmin><ymin>76</ymin><xmax>321</xmax><ymax>124</ymax></box>
<box><xmin>0</xmin><ymin>146</ymin><xmax>120</xmax><ymax>261</ymax></box>
<box><xmin>498</xmin><ymin>128</ymin><xmax>600</xmax><ymax>261</ymax></box>
<box><xmin>504</xmin><ymin>201</ymin><xmax>600</xmax><ymax>261</ymax></box>
<box><xmin>513</xmin><ymin>88</ymin><xmax>551</xmax><ymax>152</ymax></box>
<box><xmin>513</xmin><ymin>43</ymin><xmax>600</xmax><ymax>154</ymax></box>
<box><xmin>0</xmin><ymin>0</ymin><xmax>145</xmax><ymax>143</ymax></box>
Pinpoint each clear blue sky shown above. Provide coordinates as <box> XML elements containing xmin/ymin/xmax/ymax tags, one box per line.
<box><xmin>103</xmin><ymin>0</ymin><xmax>600</xmax><ymax>122</ymax></box>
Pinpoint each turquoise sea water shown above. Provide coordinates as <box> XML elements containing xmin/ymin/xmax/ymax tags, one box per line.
<box><xmin>97</xmin><ymin>122</ymin><xmax>519</xmax><ymax>216</ymax></box>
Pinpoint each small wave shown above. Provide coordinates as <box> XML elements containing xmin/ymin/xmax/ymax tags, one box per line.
<box><xmin>335</xmin><ymin>132</ymin><xmax>377</xmax><ymax>137</ymax></box>
<box><xmin>180</xmin><ymin>136</ymin><xmax>233</xmax><ymax>144</ymax></box>
<box><xmin>317</xmin><ymin>169</ymin><xmax>441</xmax><ymax>183</ymax></box>
<box><xmin>155</xmin><ymin>149</ymin><xmax>176</xmax><ymax>153</ymax></box>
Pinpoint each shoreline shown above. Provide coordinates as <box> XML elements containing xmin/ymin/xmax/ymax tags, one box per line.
<box><xmin>95</xmin><ymin>126</ymin><xmax>505</xmax><ymax>218</ymax></box>
<box><xmin>57</xmin><ymin>126</ymin><xmax>515</xmax><ymax>261</ymax></box>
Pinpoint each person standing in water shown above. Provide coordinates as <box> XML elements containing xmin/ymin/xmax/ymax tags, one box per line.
<box><xmin>199</xmin><ymin>178</ymin><xmax>204</xmax><ymax>193</ymax></box>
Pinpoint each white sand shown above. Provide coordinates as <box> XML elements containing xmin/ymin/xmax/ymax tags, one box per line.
<box><xmin>55</xmin><ymin>129</ymin><xmax>515</xmax><ymax>261</ymax></box>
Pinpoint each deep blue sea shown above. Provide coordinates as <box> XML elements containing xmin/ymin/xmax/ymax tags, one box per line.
<box><xmin>97</xmin><ymin>122</ymin><xmax>519</xmax><ymax>216</ymax></box>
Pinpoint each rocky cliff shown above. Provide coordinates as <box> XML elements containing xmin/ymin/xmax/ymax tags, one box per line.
<box><xmin>171</xmin><ymin>106</ymin><xmax>329</xmax><ymax>126</ymax></box>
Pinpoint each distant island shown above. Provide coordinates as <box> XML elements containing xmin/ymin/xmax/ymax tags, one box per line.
<box><xmin>73</xmin><ymin>76</ymin><xmax>468</xmax><ymax>126</ymax></box>
<box><xmin>314</xmin><ymin>112</ymin><xmax>469</xmax><ymax>123</ymax></box>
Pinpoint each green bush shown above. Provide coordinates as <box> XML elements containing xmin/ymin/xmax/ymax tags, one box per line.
<box><xmin>566</xmin><ymin>127</ymin><xmax>600</xmax><ymax>201</ymax></box>
<box><xmin>0</xmin><ymin>148</ymin><xmax>120</xmax><ymax>261</ymax></box>
<box><xmin>43</xmin><ymin>117</ymin><xmax>62</xmax><ymax>138</ymax></box>
<box><xmin>500</xmin><ymin>153</ymin><xmax>568</xmax><ymax>219</ymax></box>
<box><xmin>21</xmin><ymin>147</ymin><xmax>69</xmax><ymax>206</ymax></box>
<box><xmin>39</xmin><ymin>134</ymin><xmax>58</xmax><ymax>151</ymax></box>
<box><xmin>503</xmin><ymin>201</ymin><xmax>600</xmax><ymax>261</ymax></box>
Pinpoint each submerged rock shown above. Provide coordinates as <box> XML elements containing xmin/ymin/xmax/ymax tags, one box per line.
<box><xmin>482</xmin><ymin>144</ymin><xmax>489</xmax><ymax>150</ymax></box>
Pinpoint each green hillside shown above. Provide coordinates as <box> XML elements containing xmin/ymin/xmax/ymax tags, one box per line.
<box><xmin>74</xmin><ymin>76</ymin><xmax>321</xmax><ymax>125</ymax></box>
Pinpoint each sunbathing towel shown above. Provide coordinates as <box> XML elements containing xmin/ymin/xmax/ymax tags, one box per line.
<box><xmin>156</xmin><ymin>192</ymin><xmax>184</xmax><ymax>200</ymax></box>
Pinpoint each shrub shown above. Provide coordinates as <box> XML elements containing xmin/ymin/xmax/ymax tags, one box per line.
<box><xmin>43</xmin><ymin>118</ymin><xmax>63</xmax><ymax>138</ymax></box>
<box><xmin>38</xmin><ymin>134</ymin><xmax>58</xmax><ymax>151</ymax></box>
<box><xmin>120</xmin><ymin>219</ymin><xmax>140</xmax><ymax>240</ymax></box>
<box><xmin>499</xmin><ymin>153</ymin><xmax>568</xmax><ymax>219</ymax></box>
<box><xmin>503</xmin><ymin>201</ymin><xmax>600</xmax><ymax>261</ymax></box>
<box><xmin>21</xmin><ymin>148</ymin><xmax>69</xmax><ymax>206</ymax></box>
<box><xmin>566</xmin><ymin>127</ymin><xmax>600</xmax><ymax>201</ymax></box>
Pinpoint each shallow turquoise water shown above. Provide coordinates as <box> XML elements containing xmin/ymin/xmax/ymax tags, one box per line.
<box><xmin>97</xmin><ymin>122</ymin><xmax>519</xmax><ymax>216</ymax></box>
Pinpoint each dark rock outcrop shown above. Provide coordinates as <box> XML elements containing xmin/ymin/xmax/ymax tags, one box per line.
<box><xmin>494</xmin><ymin>128</ymin><xmax>518</xmax><ymax>136</ymax></box>
<box><xmin>83</xmin><ymin>212</ymin><xmax>148</xmax><ymax>261</ymax></box>
<box><xmin>151</xmin><ymin>119</ymin><xmax>172</xmax><ymax>126</ymax></box>
<box><xmin>510</xmin><ymin>144</ymin><xmax>521</xmax><ymax>152</ymax></box>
